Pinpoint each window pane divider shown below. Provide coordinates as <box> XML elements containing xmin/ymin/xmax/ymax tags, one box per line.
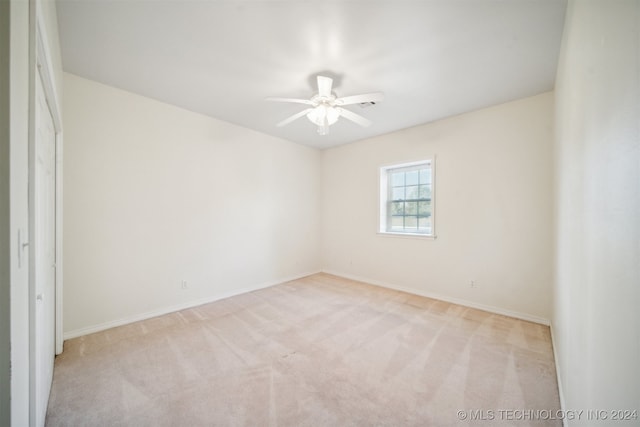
<box><xmin>379</xmin><ymin>158</ymin><xmax>435</xmax><ymax>238</ymax></box>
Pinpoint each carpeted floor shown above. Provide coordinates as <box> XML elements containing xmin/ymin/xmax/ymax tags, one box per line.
<box><xmin>46</xmin><ymin>273</ymin><xmax>561</xmax><ymax>426</ymax></box>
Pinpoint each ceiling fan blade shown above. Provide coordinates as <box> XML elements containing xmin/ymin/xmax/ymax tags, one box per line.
<box><xmin>317</xmin><ymin>76</ymin><xmax>333</xmax><ymax>98</ymax></box>
<box><xmin>335</xmin><ymin>92</ymin><xmax>385</xmax><ymax>106</ymax></box>
<box><xmin>336</xmin><ymin>107</ymin><xmax>372</xmax><ymax>127</ymax></box>
<box><xmin>277</xmin><ymin>108</ymin><xmax>313</xmax><ymax>127</ymax></box>
<box><xmin>266</xmin><ymin>97</ymin><xmax>314</xmax><ymax>105</ymax></box>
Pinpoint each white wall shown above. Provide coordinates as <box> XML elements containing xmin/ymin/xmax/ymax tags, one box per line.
<box><xmin>553</xmin><ymin>0</ymin><xmax>640</xmax><ymax>421</ymax></box>
<box><xmin>8</xmin><ymin>2</ymin><xmax>30</xmax><ymax>424</ymax></box>
<box><xmin>39</xmin><ymin>0</ymin><xmax>64</xmax><ymax>113</ymax></box>
<box><xmin>1</xmin><ymin>2</ymin><xmax>11</xmax><ymax>423</ymax></box>
<box><xmin>63</xmin><ymin>73</ymin><xmax>321</xmax><ymax>336</ymax></box>
<box><xmin>322</xmin><ymin>93</ymin><xmax>554</xmax><ymax>322</ymax></box>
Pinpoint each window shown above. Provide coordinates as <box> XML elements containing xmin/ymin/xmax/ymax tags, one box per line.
<box><xmin>379</xmin><ymin>160</ymin><xmax>434</xmax><ymax>236</ymax></box>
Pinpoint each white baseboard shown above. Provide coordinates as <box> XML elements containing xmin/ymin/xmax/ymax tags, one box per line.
<box><xmin>322</xmin><ymin>269</ymin><xmax>550</xmax><ymax>326</ymax></box>
<box><xmin>63</xmin><ymin>270</ymin><xmax>321</xmax><ymax>340</ymax></box>
<box><xmin>549</xmin><ymin>324</ymin><xmax>567</xmax><ymax>427</ymax></box>
<box><xmin>64</xmin><ymin>269</ymin><xmax>550</xmax><ymax>340</ymax></box>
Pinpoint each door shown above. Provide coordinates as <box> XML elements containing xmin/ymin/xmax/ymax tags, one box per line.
<box><xmin>32</xmin><ymin>66</ymin><xmax>56</xmax><ymax>426</ymax></box>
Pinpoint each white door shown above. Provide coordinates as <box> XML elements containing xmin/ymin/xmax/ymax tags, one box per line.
<box><xmin>33</xmin><ymin>67</ymin><xmax>57</xmax><ymax>427</ymax></box>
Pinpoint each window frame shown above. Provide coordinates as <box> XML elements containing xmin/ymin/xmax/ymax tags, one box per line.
<box><xmin>378</xmin><ymin>159</ymin><xmax>436</xmax><ymax>238</ymax></box>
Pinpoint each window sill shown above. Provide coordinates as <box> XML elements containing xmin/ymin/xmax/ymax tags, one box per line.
<box><xmin>377</xmin><ymin>231</ymin><xmax>437</xmax><ymax>240</ymax></box>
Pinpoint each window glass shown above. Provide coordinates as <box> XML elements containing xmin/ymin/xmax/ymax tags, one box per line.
<box><xmin>380</xmin><ymin>160</ymin><xmax>434</xmax><ymax>236</ymax></box>
<box><xmin>392</xmin><ymin>187</ymin><xmax>405</xmax><ymax>200</ymax></box>
<box><xmin>406</xmin><ymin>170</ymin><xmax>419</xmax><ymax>186</ymax></box>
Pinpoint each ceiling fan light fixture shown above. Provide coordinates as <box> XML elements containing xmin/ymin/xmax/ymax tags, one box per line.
<box><xmin>306</xmin><ymin>104</ymin><xmax>340</xmax><ymax>128</ymax></box>
<box><xmin>317</xmin><ymin>124</ymin><xmax>330</xmax><ymax>136</ymax></box>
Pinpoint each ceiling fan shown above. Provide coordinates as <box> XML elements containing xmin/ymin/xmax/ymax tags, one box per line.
<box><xmin>267</xmin><ymin>76</ymin><xmax>384</xmax><ymax>136</ymax></box>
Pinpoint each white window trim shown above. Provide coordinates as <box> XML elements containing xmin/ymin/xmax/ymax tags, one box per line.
<box><xmin>378</xmin><ymin>158</ymin><xmax>436</xmax><ymax>239</ymax></box>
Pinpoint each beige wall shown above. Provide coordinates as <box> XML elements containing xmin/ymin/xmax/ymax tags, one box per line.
<box><xmin>64</xmin><ymin>76</ymin><xmax>555</xmax><ymax>337</ymax></box>
<box><xmin>553</xmin><ymin>0</ymin><xmax>640</xmax><ymax>419</ymax></box>
<box><xmin>63</xmin><ymin>73</ymin><xmax>321</xmax><ymax>336</ymax></box>
<box><xmin>321</xmin><ymin>92</ymin><xmax>554</xmax><ymax>322</ymax></box>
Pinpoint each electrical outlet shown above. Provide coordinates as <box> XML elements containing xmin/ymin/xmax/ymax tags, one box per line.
<box><xmin>470</xmin><ymin>280</ymin><xmax>477</xmax><ymax>288</ymax></box>
<box><xmin>181</xmin><ymin>280</ymin><xmax>188</xmax><ymax>290</ymax></box>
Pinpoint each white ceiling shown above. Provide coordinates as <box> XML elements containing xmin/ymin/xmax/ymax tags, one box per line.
<box><xmin>56</xmin><ymin>0</ymin><xmax>567</xmax><ymax>149</ymax></box>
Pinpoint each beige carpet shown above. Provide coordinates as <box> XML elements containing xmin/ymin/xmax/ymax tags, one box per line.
<box><xmin>46</xmin><ymin>273</ymin><xmax>560</xmax><ymax>426</ymax></box>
